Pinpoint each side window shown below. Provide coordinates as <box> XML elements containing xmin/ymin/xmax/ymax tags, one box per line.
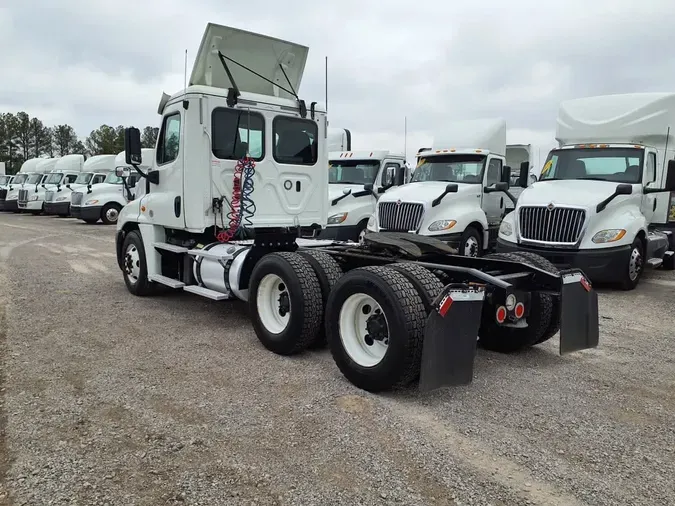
<box><xmin>212</xmin><ymin>108</ymin><xmax>265</xmax><ymax>161</ymax></box>
<box><xmin>93</xmin><ymin>175</ymin><xmax>105</xmax><ymax>184</ymax></box>
<box><xmin>381</xmin><ymin>162</ymin><xmax>401</xmax><ymax>186</ymax></box>
<box><xmin>646</xmin><ymin>152</ymin><xmax>656</xmax><ymax>183</ymax></box>
<box><xmin>66</xmin><ymin>175</ymin><xmax>78</xmax><ymax>184</ymax></box>
<box><xmin>486</xmin><ymin>158</ymin><xmax>502</xmax><ymax>186</ymax></box>
<box><xmin>157</xmin><ymin>112</ymin><xmax>181</xmax><ymax>165</ymax></box>
<box><xmin>273</xmin><ymin>116</ymin><xmax>318</xmax><ymax>165</ymax></box>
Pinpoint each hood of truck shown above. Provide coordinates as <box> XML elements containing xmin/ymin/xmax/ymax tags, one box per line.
<box><xmin>379</xmin><ymin>182</ymin><xmax>480</xmax><ymax>206</ymax></box>
<box><xmin>328</xmin><ymin>183</ymin><xmax>369</xmax><ymax>202</ymax></box>
<box><xmin>518</xmin><ymin>180</ymin><xmax>636</xmax><ymax>210</ymax></box>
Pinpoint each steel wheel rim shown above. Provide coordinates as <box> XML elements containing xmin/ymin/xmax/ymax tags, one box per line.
<box><xmin>106</xmin><ymin>207</ymin><xmax>119</xmax><ymax>222</ymax></box>
<box><xmin>629</xmin><ymin>246</ymin><xmax>642</xmax><ymax>281</ymax></box>
<box><xmin>339</xmin><ymin>293</ymin><xmax>389</xmax><ymax>367</ymax></box>
<box><xmin>124</xmin><ymin>244</ymin><xmax>141</xmax><ymax>284</ymax></box>
<box><xmin>358</xmin><ymin>228</ymin><xmax>367</xmax><ymax>245</ymax></box>
<box><xmin>463</xmin><ymin>236</ymin><xmax>479</xmax><ymax>257</ymax></box>
<box><xmin>257</xmin><ymin>274</ymin><xmax>290</xmax><ymax>334</ymax></box>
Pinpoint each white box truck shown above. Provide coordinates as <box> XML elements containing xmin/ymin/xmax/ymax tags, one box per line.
<box><xmin>113</xmin><ymin>23</ymin><xmax>598</xmax><ymax>393</ymax></box>
<box><xmin>497</xmin><ymin>92</ymin><xmax>675</xmax><ymax>289</ymax></box>
<box><xmin>366</xmin><ymin>119</ymin><xmax>528</xmax><ymax>256</ymax></box>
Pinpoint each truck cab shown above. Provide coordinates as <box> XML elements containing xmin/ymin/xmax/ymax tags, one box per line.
<box><xmin>69</xmin><ymin>154</ymin><xmax>124</xmax><ymax>224</ymax></box>
<box><xmin>0</xmin><ymin>174</ymin><xmax>15</xmax><ymax>211</ymax></box>
<box><xmin>505</xmin><ymin>144</ymin><xmax>534</xmax><ymax>210</ymax></box>
<box><xmin>367</xmin><ymin>119</ymin><xmax>527</xmax><ymax>256</ymax></box>
<box><xmin>17</xmin><ymin>157</ymin><xmax>59</xmax><ymax>214</ymax></box>
<box><xmin>320</xmin><ymin>150</ymin><xmax>408</xmax><ymax>242</ymax></box>
<box><xmin>2</xmin><ymin>158</ymin><xmax>41</xmax><ymax>212</ymax></box>
<box><xmin>43</xmin><ymin>154</ymin><xmax>91</xmax><ymax>216</ymax></box>
<box><xmin>497</xmin><ymin>92</ymin><xmax>675</xmax><ymax>289</ymax></box>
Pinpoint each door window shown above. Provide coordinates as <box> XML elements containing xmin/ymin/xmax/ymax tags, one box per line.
<box><xmin>486</xmin><ymin>158</ymin><xmax>503</xmax><ymax>186</ymax></box>
<box><xmin>157</xmin><ymin>112</ymin><xmax>181</xmax><ymax>165</ymax></box>
<box><xmin>273</xmin><ymin>117</ymin><xmax>318</xmax><ymax>165</ymax></box>
<box><xmin>212</xmin><ymin>108</ymin><xmax>265</xmax><ymax>161</ymax></box>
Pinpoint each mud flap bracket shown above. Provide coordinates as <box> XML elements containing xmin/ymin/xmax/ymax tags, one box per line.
<box><xmin>559</xmin><ymin>271</ymin><xmax>599</xmax><ymax>354</ymax></box>
<box><xmin>419</xmin><ymin>284</ymin><xmax>485</xmax><ymax>392</ymax></box>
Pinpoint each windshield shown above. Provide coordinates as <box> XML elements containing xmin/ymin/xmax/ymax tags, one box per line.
<box><xmin>328</xmin><ymin>160</ymin><xmax>380</xmax><ymax>184</ymax></box>
<box><xmin>412</xmin><ymin>154</ymin><xmax>486</xmax><ymax>183</ymax></box>
<box><xmin>45</xmin><ymin>173</ymin><xmax>64</xmax><ymax>185</ymax></box>
<box><xmin>12</xmin><ymin>174</ymin><xmax>27</xmax><ymax>184</ymax></box>
<box><xmin>74</xmin><ymin>173</ymin><xmax>93</xmax><ymax>184</ymax></box>
<box><xmin>540</xmin><ymin>148</ymin><xmax>644</xmax><ymax>184</ymax></box>
<box><xmin>0</xmin><ymin>176</ymin><xmax>10</xmax><ymax>185</ymax></box>
<box><xmin>104</xmin><ymin>173</ymin><xmax>123</xmax><ymax>184</ymax></box>
<box><xmin>26</xmin><ymin>174</ymin><xmax>42</xmax><ymax>184</ymax></box>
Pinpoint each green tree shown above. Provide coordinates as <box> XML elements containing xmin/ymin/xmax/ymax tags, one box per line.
<box><xmin>29</xmin><ymin>117</ymin><xmax>51</xmax><ymax>157</ymax></box>
<box><xmin>0</xmin><ymin>113</ymin><xmax>22</xmax><ymax>174</ymax></box>
<box><xmin>141</xmin><ymin>126</ymin><xmax>159</xmax><ymax>148</ymax></box>
<box><xmin>15</xmin><ymin>112</ymin><xmax>32</xmax><ymax>161</ymax></box>
<box><xmin>52</xmin><ymin>124</ymin><xmax>80</xmax><ymax>156</ymax></box>
<box><xmin>85</xmin><ymin>125</ymin><xmax>125</xmax><ymax>155</ymax></box>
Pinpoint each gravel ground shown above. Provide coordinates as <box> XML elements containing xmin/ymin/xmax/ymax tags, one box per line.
<box><xmin>1</xmin><ymin>212</ymin><xmax>674</xmax><ymax>506</ymax></box>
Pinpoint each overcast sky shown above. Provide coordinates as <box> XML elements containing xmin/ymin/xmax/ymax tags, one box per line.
<box><xmin>2</xmin><ymin>0</ymin><xmax>675</xmax><ymax>169</ymax></box>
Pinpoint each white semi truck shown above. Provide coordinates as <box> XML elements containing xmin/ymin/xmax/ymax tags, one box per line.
<box><xmin>114</xmin><ymin>23</ymin><xmax>599</xmax><ymax>393</ymax></box>
<box><xmin>43</xmin><ymin>154</ymin><xmax>99</xmax><ymax>216</ymax></box>
<box><xmin>318</xmin><ymin>150</ymin><xmax>408</xmax><ymax>242</ymax></box>
<box><xmin>505</xmin><ymin>144</ymin><xmax>534</xmax><ymax>210</ymax></box>
<box><xmin>327</xmin><ymin>127</ymin><xmax>351</xmax><ymax>152</ymax></box>
<box><xmin>17</xmin><ymin>157</ymin><xmax>60</xmax><ymax>214</ymax></box>
<box><xmin>69</xmin><ymin>153</ymin><xmax>144</xmax><ymax>224</ymax></box>
<box><xmin>497</xmin><ymin>92</ymin><xmax>675</xmax><ymax>290</ymax></box>
<box><xmin>367</xmin><ymin>119</ymin><xmax>528</xmax><ymax>256</ymax></box>
<box><xmin>0</xmin><ymin>172</ymin><xmax>15</xmax><ymax>211</ymax></box>
<box><xmin>19</xmin><ymin>156</ymin><xmax>88</xmax><ymax>214</ymax></box>
<box><xmin>2</xmin><ymin>158</ymin><xmax>41</xmax><ymax>212</ymax></box>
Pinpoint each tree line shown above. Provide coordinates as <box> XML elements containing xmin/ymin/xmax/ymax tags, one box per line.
<box><xmin>0</xmin><ymin>112</ymin><xmax>159</xmax><ymax>174</ymax></box>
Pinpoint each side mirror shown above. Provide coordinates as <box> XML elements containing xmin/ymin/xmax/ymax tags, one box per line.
<box><xmin>502</xmin><ymin>166</ymin><xmax>512</xmax><ymax>184</ymax></box>
<box><xmin>616</xmin><ymin>183</ymin><xmax>633</xmax><ymax>195</ymax></box>
<box><xmin>147</xmin><ymin>170</ymin><xmax>160</xmax><ymax>185</ymax></box>
<box><xmin>384</xmin><ymin>166</ymin><xmax>396</xmax><ymax>187</ymax></box>
<box><xmin>494</xmin><ymin>181</ymin><xmax>510</xmax><ymax>192</ymax></box>
<box><xmin>445</xmin><ymin>183</ymin><xmax>459</xmax><ymax>193</ymax></box>
<box><xmin>666</xmin><ymin>160</ymin><xmax>675</xmax><ymax>191</ymax></box>
<box><xmin>518</xmin><ymin>161</ymin><xmax>530</xmax><ymax>188</ymax></box>
<box><xmin>124</xmin><ymin>127</ymin><xmax>142</xmax><ymax>165</ymax></box>
<box><xmin>342</xmin><ymin>188</ymin><xmax>351</xmax><ymax>195</ymax></box>
<box><xmin>395</xmin><ymin>165</ymin><xmax>405</xmax><ymax>185</ymax></box>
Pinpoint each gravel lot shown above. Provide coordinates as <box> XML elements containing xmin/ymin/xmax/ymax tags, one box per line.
<box><xmin>1</xmin><ymin>212</ymin><xmax>674</xmax><ymax>506</ymax></box>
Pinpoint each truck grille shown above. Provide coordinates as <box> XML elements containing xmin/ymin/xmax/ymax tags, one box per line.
<box><xmin>71</xmin><ymin>192</ymin><xmax>83</xmax><ymax>206</ymax></box>
<box><xmin>18</xmin><ymin>189</ymin><xmax>28</xmax><ymax>203</ymax></box>
<box><xmin>0</xmin><ymin>189</ymin><xmax>6</xmax><ymax>200</ymax></box>
<box><xmin>378</xmin><ymin>201</ymin><xmax>425</xmax><ymax>232</ymax></box>
<box><xmin>518</xmin><ymin>206</ymin><xmax>586</xmax><ymax>244</ymax></box>
<box><xmin>45</xmin><ymin>190</ymin><xmax>55</xmax><ymax>203</ymax></box>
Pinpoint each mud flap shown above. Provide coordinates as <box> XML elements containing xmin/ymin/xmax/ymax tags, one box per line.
<box><xmin>559</xmin><ymin>271</ymin><xmax>599</xmax><ymax>354</ymax></box>
<box><xmin>419</xmin><ymin>284</ymin><xmax>485</xmax><ymax>392</ymax></box>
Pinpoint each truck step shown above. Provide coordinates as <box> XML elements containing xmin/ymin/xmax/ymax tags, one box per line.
<box><xmin>148</xmin><ymin>274</ymin><xmax>185</xmax><ymax>288</ymax></box>
<box><xmin>647</xmin><ymin>258</ymin><xmax>663</xmax><ymax>268</ymax></box>
<box><xmin>153</xmin><ymin>242</ymin><xmax>188</xmax><ymax>253</ymax></box>
<box><xmin>187</xmin><ymin>248</ymin><xmax>225</xmax><ymax>260</ymax></box>
<box><xmin>183</xmin><ymin>285</ymin><xmax>230</xmax><ymax>300</ymax></box>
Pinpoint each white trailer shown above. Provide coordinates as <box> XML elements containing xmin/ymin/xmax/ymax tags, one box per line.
<box><xmin>497</xmin><ymin>92</ymin><xmax>675</xmax><ymax>289</ymax></box>
<box><xmin>114</xmin><ymin>23</ymin><xmax>598</xmax><ymax>393</ymax></box>
<box><xmin>366</xmin><ymin>119</ymin><xmax>528</xmax><ymax>256</ymax></box>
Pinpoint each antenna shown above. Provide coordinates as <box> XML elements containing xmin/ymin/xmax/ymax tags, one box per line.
<box><xmin>404</xmin><ymin>116</ymin><xmax>407</xmax><ymax>159</ymax></box>
<box><xmin>325</xmin><ymin>56</ymin><xmax>328</xmax><ymax>114</ymax></box>
<box><xmin>184</xmin><ymin>49</ymin><xmax>188</xmax><ymax>91</ymax></box>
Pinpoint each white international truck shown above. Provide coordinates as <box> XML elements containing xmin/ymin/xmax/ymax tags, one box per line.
<box><xmin>366</xmin><ymin>119</ymin><xmax>528</xmax><ymax>256</ymax></box>
<box><xmin>69</xmin><ymin>153</ymin><xmax>144</xmax><ymax>224</ymax></box>
<box><xmin>19</xmin><ymin>156</ymin><xmax>87</xmax><ymax>214</ymax></box>
<box><xmin>44</xmin><ymin>154</ymin><xmax>105</xmax><ymax>217</ymax></box>
<box><xmin>318</xmin><ymin>150</ymin><xmax>408</xmax><ymax>242</ymax></box>
<box><xmin>17</xmin><ymin>157</ymin><xmax>60</xmax><ymax>214</ymax></box>
<box><xmin>114</xmin><ymin>22</ymin><xmax>599</xmax><ymax>394</ymax></box>
<box><xmin>2</xmin><ymin>158</ymin><xmax>41</xmax><ymax>212</ymax></box>
<box><xmin>0</xmin><ymin>165</ymin><xmax>14</xmax><ymax>211</ymax></box>
<box><xmin>497</xmin><ymin>92</ymin><xmax>675</xmax><ymax>290</ymax></box>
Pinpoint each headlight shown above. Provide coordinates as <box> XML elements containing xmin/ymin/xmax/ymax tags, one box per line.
<box><xmin>428</xmin><ymin>220</ymin><xmax>456</xmax><ymax>232</ymax></box>
<box><xmin>367</xmin><ymin>215</ymin><xmax>377</xmax><ymax>231</ymax></box>
<box><xmin>84</xmin><ymin>199</ymin><xmax>99</xmax><ymax>206</ymax></box>
<box><xmin>592</xmin><ymin>229</ymin><xmax>626</xmax><ymax>243</ymax></box>
<box><xmin>499</xmin><ymin>221</ymin><xmax>513</xmax><ymax>236</ymax></box>
<box><xmin>56</xmin><ymin>197</ymin><xmax>67</xmax><ymax>201</ymax></box>
<box><xmin>327</xmin><ymin>212</ymin><xmax>348</xmax><ymax>225</ymax></box>
<box><xmin>29</xmin><ymin>195</ymin><xmax>39</xmax><ymax>201</ymax></box>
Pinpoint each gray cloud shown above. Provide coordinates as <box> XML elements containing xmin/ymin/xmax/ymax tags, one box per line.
<box><xmin>2</xmin><ymin>0</ymin><xmax>675</xmax><ymax>166</ymax></box>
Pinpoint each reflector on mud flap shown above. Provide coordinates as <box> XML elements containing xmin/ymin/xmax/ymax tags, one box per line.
<box><xmin>559</xmin><ymin>271</ymin><xmax>599</xmax><ymax>354</ymax></box>
<box><xmin>419</xmin><ymin>284</ymin><xmax>485</xmax><ymax>392</ymax></box>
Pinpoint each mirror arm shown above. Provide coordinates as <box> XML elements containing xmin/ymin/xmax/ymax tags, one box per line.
<box><xmin>503</xmin><ymin>190</ymin><xmax>517</xmax><ymax>205</ymax></box>
<box><xmin>331</xmin><ymin>190</ymin><xmax>352</xmax><ymax>206</ymax></box>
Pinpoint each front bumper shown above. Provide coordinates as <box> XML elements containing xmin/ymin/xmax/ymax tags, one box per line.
<box><xmin>18</xmin><ymin>199</ymin><xmax>44</xmax><ymax>211</ymax></box>
<box><xmin>4</xmin><ymin>200</ymin><xmax>19</xmax><ymax>212</ymax></box>
<box><xmin>71</xmin><ymin>205</ymin><xmax>101</xmax><ymax>222</ymax></box>
<box><xmin>44</xmin><ymin>201</ymin><xmax>70</xmax><ymax>215</ymax></box>
<box><xmin>316</xmin><ymin>225</ymin><xmax>362</xmax><ymax>242</ymax></box>
<box><xmin>496</xmin><ymin>238</ymin><xmax>631</xmax><ymax>283</ymax></box>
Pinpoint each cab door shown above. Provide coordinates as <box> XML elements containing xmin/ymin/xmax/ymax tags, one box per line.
<box><xmin>481</xmin><ymin>156</ymin><xmax>505</xmax><ymax>228</ymax></box>
<box><xmin>641</xmin><ymin>150</ymin><xmax>657</xmax><ymax>223</ymax></box>
<box><xmin>140</xmin><ymin>102</ymin><xmax>185</xmax><ymax>229</ymax></box>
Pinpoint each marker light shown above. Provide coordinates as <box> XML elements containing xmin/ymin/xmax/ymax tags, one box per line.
<box><xmin>514</xmin><ymin>302</ymin><xmax>525</xmax><ymax>319</ymax></box>
<box><xmin>496</xmin><ymin>306</ymin><xmax>507</xmax><ymax>323</ymax></box>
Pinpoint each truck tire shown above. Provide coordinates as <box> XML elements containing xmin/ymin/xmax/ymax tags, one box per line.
<box><xmin>101</xmin><ymin>203</ymin><xmax>122</xmax><ymax>225</ymax></box>
<box><xmin>325</xmin><ymin>266</ymin><xmax>426</xmax><ymax>392</ymax></box>
<box><xmin>121</xmin><ymin>230</ymin><xmax>158</xmax><ymax>296</ymax></box>
<box><xmin>249</xmin><ymin>252</ymin><xmax>323</xmax><ymax>356</ymax></box>
<box><xmin>389</xmin><ymin>262</ymin><xmax>444</xmax><ymax>313</ymax></box>
<box><xmin>619</xmin><ymin>238</ymin><xmax>644</xmax><ymax>290</ymax></box>
<box><xmin>298</xmin><ymin>250</ymin><xmax>344</xmax><ymax>347</ymax></box>
<box><xmin>507</xmin><ymin>251</ymin><xmax>561</xmax><ymax>344</ymax></box>
<box><xmin>459</xmin><ymin>226</ymin><xmax>481</xmax><ymax>257</ymax></box>
<box><xmin>478</xmin><ymin>252</ymin><xmax>553</xmax><ymax>353</ymax></box>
